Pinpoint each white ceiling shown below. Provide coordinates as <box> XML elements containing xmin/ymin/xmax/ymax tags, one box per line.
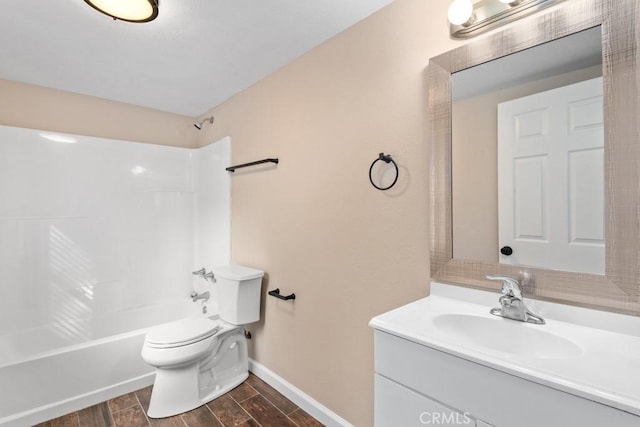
<box><xmin>0</xmin><ymin>0</ymin><xmax>392</xmax><ymax>117</ymax></box>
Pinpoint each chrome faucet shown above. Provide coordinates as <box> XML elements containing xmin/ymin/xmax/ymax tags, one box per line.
<box><xmin>192</xmin><ymin>268</ymin><xmax>206</xmax><ymax>278</ymax></box>
<box><xmin>193</xmin><ymin>268</ymin><xmax>215</xmax><ymax>283</ymax></box>
<box><xmin>486</xmin><ymin>274</ymin><xmax>545</xmax><ymax>325</ymax></box>
<box><xmin>190</xmin><ymin>291</ymin><xmax>210</xmax><ymax>302</ymax></box>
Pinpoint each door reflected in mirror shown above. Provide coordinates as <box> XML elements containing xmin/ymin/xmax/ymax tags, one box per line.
<box><xmin>451</xmin><ymin>26</ymin><xmax>604</xmax><ymax>275</ymax></box>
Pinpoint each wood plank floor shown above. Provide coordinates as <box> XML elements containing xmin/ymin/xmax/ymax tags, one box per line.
<box><xmin>35</xmin><ymin>373</ymin><xmax>324</xmax><ymax>427</ymax></box>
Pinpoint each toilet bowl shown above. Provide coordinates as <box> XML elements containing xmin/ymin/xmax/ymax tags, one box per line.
<box><xmin>141</xmin><ymin>265</ymin><xmax>263</xmax><ymax>418</ymax></box>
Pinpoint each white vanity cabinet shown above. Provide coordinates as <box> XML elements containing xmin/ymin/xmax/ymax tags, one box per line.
<box><xmin>370</xmin><ymin>283</ymin><xmax>640</xmax><ymax>427</ymax></box>
<box><xmin>373</xmin><ymin>330</ymin><xmax>638</xmax><ymax>427</ymax></box>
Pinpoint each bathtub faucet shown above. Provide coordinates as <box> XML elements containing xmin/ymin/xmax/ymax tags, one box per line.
<box><xmin>192</xmin><ymin>268</ymin><xmax>206</xmax><ymax>278</ymax></box>
<box><xmin>190</xmin><ymin>291</ymin><xmax>210</xmax><ymax>302</ymax></box>
<box><xmin>193</xmin><ymin>268</ymin><xmax>216</xmax><ymax>283</ymax></box>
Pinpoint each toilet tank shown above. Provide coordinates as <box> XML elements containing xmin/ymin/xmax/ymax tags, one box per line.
<box><xmin>213</xmin><ymin>265</ymin><xmax>264</xmax><ymax>325</ymax></box>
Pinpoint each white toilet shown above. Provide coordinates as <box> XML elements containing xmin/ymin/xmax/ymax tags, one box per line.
<box><xmin>141</xmin><ymin>265</ymin><xmax>263</xmax><ymax>418</ymax></box>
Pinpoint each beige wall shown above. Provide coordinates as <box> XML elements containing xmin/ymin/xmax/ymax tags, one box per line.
<box><xmin>0</xmin><ymin>3</ymin><xmax>633</xmax><ymax>426</ymax></box>
<box><xmin>0</xmin><ymin>1</ymin><xmax>458</xmax><ymax>424</ymax></box>
<box><xmin>0</xmin><ymin>78</ymin><xmax>197</xmax><ymax>147</ymax></box>
<box><xmin>196</xmin><ymin>1</ymin><xmax>459</xmax><ymax>425</ymax></box>
<box><xmin>452</xmin><ymin>65</ymin><xmax>602</xmax><ymax>263</ymax></box>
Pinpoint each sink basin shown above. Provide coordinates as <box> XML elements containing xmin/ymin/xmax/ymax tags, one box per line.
<box><xmin>432</xmin><ymin>313</ymin><xmax>583</xmax><ymax>359</ymax></box>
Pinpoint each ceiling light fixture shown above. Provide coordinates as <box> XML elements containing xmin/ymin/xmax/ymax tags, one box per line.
<box><xmin>448</xmin><ymin>0</ymin><xmax>566</xmax><ymax>39</ymax></box>
<box><xmin>84</xmin><ymin>0</ymin><xmax>159</xmax><ymax>23</ymax></box>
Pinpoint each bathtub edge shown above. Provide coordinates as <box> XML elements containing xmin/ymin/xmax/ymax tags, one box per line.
<box><xmin>0</xmin><ymin>372</ymin><xmax>154</xmax><ymax>427</ymax></box>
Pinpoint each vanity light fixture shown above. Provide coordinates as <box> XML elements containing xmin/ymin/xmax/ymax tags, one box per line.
<box><xmin>84</xmin><ymin>0</ymin><xmax>159</xmax><ymax>23</ymax></box>
<box><xmin>447</xmin><ymin>0</ymin><xmax>475</xmax><ymax>27</ymax></box>
<box><xmin>448</xmin><ymin>0</ymin><xmax>567</xmax><ymax>39</ymax></box>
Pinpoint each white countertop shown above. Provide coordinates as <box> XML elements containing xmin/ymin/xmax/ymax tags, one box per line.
<box><xmin>369</xmin><ymin>282</ymin><xmax>640</xmax><ymax>416</ymax></box>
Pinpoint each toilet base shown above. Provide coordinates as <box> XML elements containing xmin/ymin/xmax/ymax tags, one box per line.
<box><xmin>147</xmin><ymin>371</ymin><xmax>248</xmax><ymax>418</ymax></box>
<box><xmin>146</xmin><ymin>328</ymin><xmax>249</xmax><ymax>419</ymax></box>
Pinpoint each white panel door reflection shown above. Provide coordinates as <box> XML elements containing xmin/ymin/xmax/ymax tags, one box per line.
<box><xmin>498</xmin><ymin>77</ymin><xmax>604</xmax><ymax>274</ymax></box>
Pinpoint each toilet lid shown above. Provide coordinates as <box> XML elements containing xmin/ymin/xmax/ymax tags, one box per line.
<box><xmin>145</xmin><ymin>317</ymin><xmax>220</xmax><ymax>348</ymax></box>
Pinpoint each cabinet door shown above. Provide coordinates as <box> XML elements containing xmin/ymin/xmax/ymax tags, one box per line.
<box><xmin>375</xmin><ymin>374</ymin><xmax>474</xmax><ymax>427</ymax></box>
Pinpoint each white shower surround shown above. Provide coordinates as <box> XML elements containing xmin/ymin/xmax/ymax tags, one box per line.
<box><xmin>0</xmin><ymin>126</ymin><xmax>231</xmax><ymax>425</ymax></box>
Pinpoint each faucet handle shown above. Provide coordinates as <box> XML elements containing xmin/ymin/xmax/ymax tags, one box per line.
<box><xmin>192</xmin><ymin>268</ymin><xmax>206</xmax><ymax>277</ymax></box>
<box><xmin>485</xmin><ymin>274</ymin><xmax>522</xmax><ymax>299</ymax></box>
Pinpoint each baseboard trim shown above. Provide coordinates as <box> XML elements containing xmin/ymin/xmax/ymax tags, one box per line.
<box><xmin>6</xmin><ymin>359</ymin><xmax>351</xmax><ymax>427</ymax></box>
<box><xmin>248</xmin><ymin>359</ymin><xmax>353</xmax><ymax>427</ymax></box>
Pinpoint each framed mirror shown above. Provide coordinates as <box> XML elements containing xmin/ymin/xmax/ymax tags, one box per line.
<box><xmin>428</xmin><ymin>0</ymin><xmax>640</xmax><ymax>314</ymax></box>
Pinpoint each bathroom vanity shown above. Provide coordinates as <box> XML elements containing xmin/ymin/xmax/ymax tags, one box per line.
<box><xmin>369</xmin><ymin>283</ymin><xmax>640</xmax><ymax>427</ymax></box>
<box><xmin>386</xmin><ymin>0</ymin><xmax>640</xmax><ymax>425</ymax></box>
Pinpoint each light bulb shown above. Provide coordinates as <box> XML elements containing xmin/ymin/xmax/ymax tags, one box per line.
<box><xmin>448</xmin><ymin>0</ymin><xmax>474</xmax><ymax>26</ymax></box>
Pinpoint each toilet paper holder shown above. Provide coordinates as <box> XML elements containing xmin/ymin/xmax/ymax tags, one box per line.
<box><xmin>268</xmin><ymin>288</ymin><xmax>296</xmax><ymax>301</ymax></box>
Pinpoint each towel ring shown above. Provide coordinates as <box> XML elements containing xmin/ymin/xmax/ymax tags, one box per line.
<box><xmin>369</xmin><ymin>153</ymin><xmax>398</xmax><ymax>191</ymax></box>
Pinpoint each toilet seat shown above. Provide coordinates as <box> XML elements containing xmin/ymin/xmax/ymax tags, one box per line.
<box><xmin>145</xmin><ymin>317</ymin><xmax>221</xmax><ymax>349</ymax></box>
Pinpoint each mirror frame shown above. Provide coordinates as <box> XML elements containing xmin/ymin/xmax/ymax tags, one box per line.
<box><xmin>428</xmin><ymin>0</ymin><xmax>640</xmax><ymax>314</ymax></box>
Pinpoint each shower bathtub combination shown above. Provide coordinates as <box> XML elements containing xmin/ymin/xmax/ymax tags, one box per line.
<box><xmin>0</xmin><ymin>127</ymin><xmax>231</xmax><ymax>426</ymax></box>
<box><xmin>0</xmin><ymin>300</ymin><xmax>203</xmax><ymax>426</ymax></box>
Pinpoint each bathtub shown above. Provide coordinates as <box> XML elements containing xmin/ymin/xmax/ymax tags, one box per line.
<box><xmin>0</xmin><ymin>299</ymin><xmax>205</xmax><ymax>427</ymax></box>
